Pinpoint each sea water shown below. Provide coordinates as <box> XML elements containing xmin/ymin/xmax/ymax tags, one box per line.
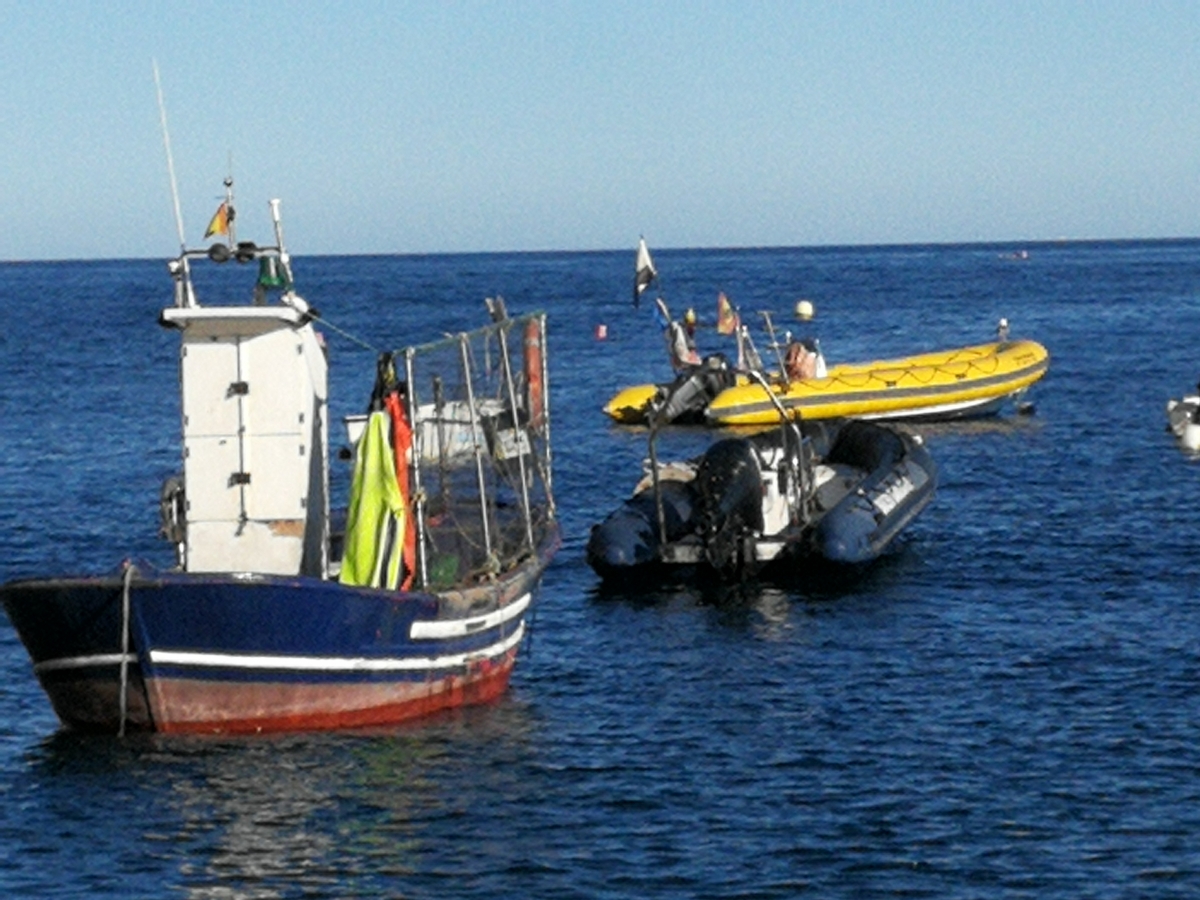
<box><xmin>2</xmin><ymin>241</ymin><xmax>1200</xmax><ymax>897</ymax></box>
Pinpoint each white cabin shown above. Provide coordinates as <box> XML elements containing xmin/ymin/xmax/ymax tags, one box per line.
<box><xmin>160</xmin><ymin>305</ymin><xmax>329</xmax><ymax>577</ymax></box>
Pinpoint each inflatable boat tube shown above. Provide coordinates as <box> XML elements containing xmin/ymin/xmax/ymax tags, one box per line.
<box><xmin>586</xmin><ymin>479</ymin><xmax>697</xmax><ymax>580</ymax></box>
<box><xmin>814</xmin><ymin>422</ymin><xmax>937</xmax><ymax>564</ymax></box>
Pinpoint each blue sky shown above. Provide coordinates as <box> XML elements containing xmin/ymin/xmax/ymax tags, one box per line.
<box><xmin>3</xmin><ymin>1</ymin><xmax>1199</xmax><ymax>260</ymax></box>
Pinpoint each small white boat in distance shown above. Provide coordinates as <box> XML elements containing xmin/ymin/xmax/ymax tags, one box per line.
<box><xmin>1167</xmin><ymin>386</ymin><xmax>1200</xmax><ymax>453</ymax></box>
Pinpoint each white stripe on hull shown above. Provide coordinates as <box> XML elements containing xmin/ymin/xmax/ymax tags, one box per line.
<box><xmin>856</xmin><ymin>393</ymin><xmax>1008</xmax><ymax>421</ymax></box>
<box><xmin>408</xmin><ymin>593</ymin><xmax>531</xmax><ymax>639</ymax></box>
<box><xmin>148</xmin><ymin>621</ymin><xmax>525</xmax><ymax>673</ymax></box>
<box><xmin>35</xmin><ymin>653</ymin><xmax>137</xmax><ymax>673</ymax></box>
<box><xmin>30</xmin><ymin>602</ymin><xmax>533</xmax><ymax>676</ymax></box>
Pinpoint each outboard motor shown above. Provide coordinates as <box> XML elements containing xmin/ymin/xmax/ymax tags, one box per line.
<box><xmin>659</xmin><ymin>354</ymin><xmax>737</xmax><ymax>424</ymax></box>
<box><xmin>694</xmin><ymin>438</ymin><xmax>763</xmax><ymax>577</ymax></box>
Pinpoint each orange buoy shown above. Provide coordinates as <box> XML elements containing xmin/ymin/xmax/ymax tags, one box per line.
<box><xmin>524</xmin><ymin>318</ymin><xmax>545</xmax><ymax>427</ymax></box>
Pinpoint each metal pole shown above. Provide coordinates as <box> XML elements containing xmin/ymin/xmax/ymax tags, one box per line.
<box><xmin>224</xmin><ymin>177</ymin><xmax>237</xmax><ymax>248</ymax></box>
<box><xmin>496</xmin><ymin>323</ymin><xmax>536</xmax><ymax>550</ymax></box>
<box><xmin>745</xmin><ymin>367</ymin><xmax>811</xmax><ymax>523</ymax></box>
<box><xmin>760</xmin><ymin>311</ymin><xmax>790</xmax><ymax>386</ymax></box>
<box><xmin>153</xmin><ymin>61</ymin><xmax>195</xmax><ymax>307</ymax></box>
<box><xmin>459</xmin><ymin>333</ymin><xmax>494</xmax><ymax>560</ymax></box>
<box><xmin>403</xmin><ymin>349</ymin><xmax>429</xmax><ymax>588</ymax></box>
<box><xmin>432</xmin><ymin>375</ymin><xmax>451</xmax><ymax>500</ymax></box>
<box><xmin>537</xmin><ymin>315</ymin><xmax>555</xmax><ymax>507</ymax></box>
<box><xmin>648</xmin><ymin>399</ymin><xmax>669</xmax><ymax>549</ymax></box>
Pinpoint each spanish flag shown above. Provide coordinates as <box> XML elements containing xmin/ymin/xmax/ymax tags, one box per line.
<box><xmin>203</xmin><ymin>201</ymin><xmax>232</xmax><ymax>239</ymax></box>
<box><xmin>716</xmin><ymin>291</ymin><xmax>739</xmax><ymax>335</ymax></box>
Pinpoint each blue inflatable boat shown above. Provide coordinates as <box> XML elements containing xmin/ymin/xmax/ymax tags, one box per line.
<box><xmin>586</xmin><ymin>415</ymin><xmax>938</xmax><ymax>585</ymax></box>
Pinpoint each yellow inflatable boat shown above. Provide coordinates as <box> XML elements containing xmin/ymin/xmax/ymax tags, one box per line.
<box><xmin>603</xmin><ymin>339</ymin><xmax>1050</xmax><ymax>427</ymax></box>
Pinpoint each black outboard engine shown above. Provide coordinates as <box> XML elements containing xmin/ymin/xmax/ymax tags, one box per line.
<box><xmin>658</xmin><ymin>354</ymin><xmax>737</xmax><ymax>424</ymax></box>
<box><xmin>694</xmin><ymin>438</ymin><xmax>763</xmax><ymax>577</ymax></box>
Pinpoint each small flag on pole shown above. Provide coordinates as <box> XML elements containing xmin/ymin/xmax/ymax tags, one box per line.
<box><xmin>716</xmin><ymin>292</ymin><xmax>739</xmax><ymax>335</ymax></box>
<box><xmin>203</xmin><ymin>201</ymin><xmax>232</xmax><ymax>239</ymax></box>
<box><xmin>633</xmin><ymin>237</ymin><xmax>658</xmax><ymax>307</ymax></box>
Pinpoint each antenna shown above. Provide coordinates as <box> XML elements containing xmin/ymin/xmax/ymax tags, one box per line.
<box><xmin>153</xmin><ymin>60</ymin><xmax>187</xmax><ymax>255</ymax></box>
<box><xmin>153</xmin><ymin>60</ymin><xmax>195</xmax><ymax>307</ymax></box>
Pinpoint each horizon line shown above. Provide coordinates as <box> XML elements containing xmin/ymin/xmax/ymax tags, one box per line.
<box><xmin>5</xmin><ymin>234</ymin><xmax>1199</xmax><ymax>266</ymax></box>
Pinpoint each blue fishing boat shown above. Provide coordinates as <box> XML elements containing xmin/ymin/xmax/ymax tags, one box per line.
<box><xmin>1</xmin><ymin>183</ymin><xmax>559</xmax><ymax>734</ymax></box>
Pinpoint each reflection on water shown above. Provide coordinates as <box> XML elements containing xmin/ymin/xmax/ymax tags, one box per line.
<box><xmin>587</xmin><ymin>556</ymin><xmax>927</xmax><ymax>644</ymax></box>
<box><xmin>23</xmin><ymin>704</ymin><xmax>541</xmax><ymax>897</ymax></box>
<box><xmin>589</xmin><ymin>536</ymin><xmax>928</xmax><ymax>609</ymax></box>
<box><xmin>170</xmin><ymin>737</ymin><xmax>342</xmax><ymax>897</ymax></box>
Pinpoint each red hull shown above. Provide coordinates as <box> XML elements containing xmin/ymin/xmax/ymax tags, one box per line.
<box><xmin>147</xmin><ymin>651</ymin><xmax>517</xmax><ymax>734</ymax></box>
